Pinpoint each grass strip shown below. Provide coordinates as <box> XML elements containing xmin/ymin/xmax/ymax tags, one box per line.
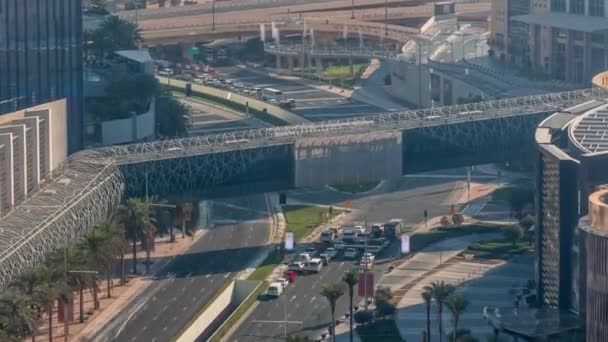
<box><xmin>464</xmin><ymin>239</ymin><xmax>533</xmax><ymax>260</ymax></box>
<box><xmin>171</xmin><ymin>280</ymin><xmax>232</xmax><ymax>342</ymax></box>
<box><xmin>410</xmin><ymin>224</ymin><xmax>507</xmax><ymax>253</ymax></box>
<box><xmin>165</xmin><ymin>84</ymin><xmax>289</xmax><ymax>126</ymax></box>
<box><xmin>247</xmin><ymin>250</ymin><xmax>283</xmax><ymax>281</ymax></box>
<box><xmin>283</xmin><ymin>205</ymin><xmax>344</xmax><ymax>241</ymax></box>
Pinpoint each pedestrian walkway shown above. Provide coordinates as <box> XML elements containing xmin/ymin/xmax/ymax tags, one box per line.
<box><xmin>395</xmin><ymin>254</ymin><xmax>534</xmax><ymax>341</ymax></box>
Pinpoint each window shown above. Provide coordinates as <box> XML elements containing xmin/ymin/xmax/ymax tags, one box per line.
<box><xmin>589</xmin><ymin>0</ymin><xmax>605</xmax><ymax>16</ymax></box>
<box><xmin>569</xmin><ymin>0</ymin><xmax>584</xmax><ymax>14</ymax></box>
<box><xmin>551</xmin><ymin>0</ymin><xmax>566</xmax><ymax>12</ymax></box>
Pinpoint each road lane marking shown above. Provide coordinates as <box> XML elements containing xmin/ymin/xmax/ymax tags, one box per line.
<box><xmin>186</xmin><ymin>272</ymin><xmax>193</xmax><ymax>278</ymax></box>
<box><xmin>162</xmin><ymin>305</ymin><xmax>168</xmax><ymax>312</ymax></box>
<box><xmin>183</xmin><ymin>306</ymin><xmax>187</xmax><ymax>311</ymax></box>
<box><xmin>290</xmin><ymin>295</ymin><xmax>297</xmax><ymax>302</ymax></box>
<box><xmin>152</xmin><ymin>315</ymin><xmax>158</xmax><ymax>321</ymax></box>
<box><xmin>251</xmin><ymin>320</ymin><xmax>303</xmax><ymax>324</ymax></box>
<box><xmin>224</xmin><ymin>272</ymin><xmax>231</xmax><ymax>278</ymax></box>
<box><xmin>151</xmin><ymin>338</ymin><xmax>156</xmax><ymax>342</ymax></box>
<box><xmin>162</xmin><ymin>326</ymin><xmax>168</xmax><ymax>332</ymax></box>
<box><xmin>310</xmin><ymin>296</ymin><xmax>317</xmax><ymax>303</ymax></box>
<box><xmin>172</xmin><ymin>296</ymin><xmax>177</xmax><ymax>302</ymax></box>
<box><xmin>142</xmin><ymin>325</ymin><xmax>147</xmax><ymax>331</ymax></box>
<box><xmin>205</xmin><ymin>274</ymin><xmax>211</xmax><ymax>278</ymax></box>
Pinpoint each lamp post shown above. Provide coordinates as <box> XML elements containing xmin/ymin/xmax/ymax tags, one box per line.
<box><xmin>212</xmin><ymin>0</ymin><xmax>216</xmax><ymax>32</ymax></box>
<box><xmin>351</xmin><ymin>0</ymin><xmax>355</xmax><ymax>19</ymax></box>
<box><xmin>384</xmin><ymin>0</ymin><xmax>388</xmax><ymax>36</ymax></box>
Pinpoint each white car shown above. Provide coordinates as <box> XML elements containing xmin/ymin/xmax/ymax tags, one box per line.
<box><xmin>344</xmin><ymin>248</ymin><xmax>358</xmax><ymax>259</ymax></box>
<box><xmin>276</xmin><ymin>277</ymin><xmax>289</xmax><ymax>288</ymax></box>
<box><xmin>362</xmin><ymin>252</ymin><xmax>375</xmax><ymax>262</ymax></box>
<box><xmin>267</xmin><ymin>282</ymin><xmax>284</xmax><ymax>297</ymax></box>
<box><xmin>288</xmin><ymin>261</ymin><xmax>305</xmax><ymax>272</ymax></box>
<box><xmin>304</xmin><ymin>258</ymin><xmax>323</xmax><ymax>273</ymax></box>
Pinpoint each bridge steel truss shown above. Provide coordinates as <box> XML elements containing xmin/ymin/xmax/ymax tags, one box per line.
<box><xmin>0</xmin><ymin>87</ymin><xmax>606</xmax><ymax>287</ymax></box>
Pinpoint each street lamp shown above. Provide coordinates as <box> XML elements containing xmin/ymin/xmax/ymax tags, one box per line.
<box><xmin>212</xmin><ymin>0</ymin><xmax>216</xmax><ymax>32</ymax></box>
<box><xmin>384</xmin><ymin>0</ymin><xmax>388</xmax><ymax>36</ymax></box>
<box><xmin>351</xmin><ymin>0</ymin><xmax>355</xmax><ymax>19</ymax></box>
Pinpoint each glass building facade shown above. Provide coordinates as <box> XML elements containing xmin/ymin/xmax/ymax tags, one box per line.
<box><xmin>0</xmin><ymin>0</ymin><xmax>83</xmax><ymax>152</ymax></box>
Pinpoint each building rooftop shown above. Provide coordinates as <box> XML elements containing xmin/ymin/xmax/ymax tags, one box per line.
<box><xmin>512</xmin><ymin>13</ymin><xmax>608</xmax><ymax>33</ymax></box>
<box><xmin>115</xmin><ymin>50</ymin><xmax>153</xmax><ymax>64</ymax></box>
<box><xmin>569</xmin><ymin>104</ymin><xmax>608</xmax><ymax>153</ymax></box>
<box><xmin>486</xmin><ymin>307</ymin><xmax>584</xmax><ymax>338</ymax></box>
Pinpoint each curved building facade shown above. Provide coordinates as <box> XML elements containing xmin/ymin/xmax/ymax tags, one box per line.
<box><xmin>578</xmin><ymin>189</ymin><xmax>608</xmax><ymax>342</ymax></box>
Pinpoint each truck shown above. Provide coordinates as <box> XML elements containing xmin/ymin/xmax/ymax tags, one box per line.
<box><xmin>383</xmin><ymin>219</ymin><xmax>404</xmax><ymax>239</ymax></box>
<box><xmin>371</xmin><ymin>223</ymin><xmax>384</xmax><ymax>237</ymax></box>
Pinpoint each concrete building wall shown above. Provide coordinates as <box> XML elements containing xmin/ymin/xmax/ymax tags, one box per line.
<box><xmin>294</xmin><ymin>131</ymin><xmax>403</xmax><ymax>188</ymax></box>
<box><xmin>0</xmin><ymin>100</ymin><xmax>68</xmax><ymax>216</ymax></box>
<box><xmin>386</xmin><ymin>60</ymin><xmax>432</xmax><ymax>108</ymax></box>
<box><xmin>101</xmin><ymin>100</ymin><xmax>156</xmax><ymax>146</ymax></box>
<box><xmin>0</xmin><ymin>134</ymin><xmax>14</xmax><ymax>216</ymax></box>
<box><xmin>0</xmin><ymin>126</ymin><xmax>27</xmax><ymax>204</ymax></box>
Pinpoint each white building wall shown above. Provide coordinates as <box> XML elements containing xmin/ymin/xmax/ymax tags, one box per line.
<box><xmin>0</xmin><ymin>126</ymin><xmax>27</xmax><ymax>204</ymax></box>
<box><xmin>0</xmin><ymin>134</ymin><xmax>14</xmax><ymax>216</ymax></box>
<box><xmin>101</xmin><ymin>99</ymin><xmax>156</xmax><ymax>146</ymax></box>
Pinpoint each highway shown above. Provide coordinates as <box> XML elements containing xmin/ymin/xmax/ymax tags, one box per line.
<box><xmin>94</xmin><ymin>194</ymin><xmax>270</xmax><ymax>342</ymax></box>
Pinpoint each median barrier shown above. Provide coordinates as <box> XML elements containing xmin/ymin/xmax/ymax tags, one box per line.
<box><xmin>156</xmin><ymin>76</ymin><xmax>309</xmax><ymax>125</ymax></box>
<box><xmin>175</xmin><ymin>280</ymin><xmax>262</xmax><ymax>342</ymax></box>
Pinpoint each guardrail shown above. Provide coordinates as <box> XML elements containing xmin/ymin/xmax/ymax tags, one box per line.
<box><xmin>264</xmin><ymin>44</ymin><xmax>398</xmax><ymax>59</ymax></box>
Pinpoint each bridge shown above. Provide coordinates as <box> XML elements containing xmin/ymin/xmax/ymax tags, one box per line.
<box><xmin>264</xmin><ymin>44</ymin><xmax>398</xmax><ymax>59</ymax></box>
<box><xmin>1</xmin><ymin>87</ymin><xmax>605</xmax><ymax>287</ymax></box>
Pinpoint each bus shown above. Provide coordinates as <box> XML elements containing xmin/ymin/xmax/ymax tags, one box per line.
<box><xmin>258</xmin><ymin>87</ymin><xmax>283</xmax><ymax>101</ymax></box>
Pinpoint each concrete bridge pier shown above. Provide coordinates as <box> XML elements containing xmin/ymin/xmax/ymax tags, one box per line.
<box><xmin>275</xmin><ymin>54</ymin><xmax>282</xmax><ymax>69</ymax></box>
<box><xmin>307</xmin><ymin>52</ymin><xmax>314</xmax><ymax>77</ymax></box>
<box><xmin>299</xmin><ymin>54</ymin><xmax>306</xmax><ymax>78</ymax></box>
<box><xmin>315</xmin><ymin>57</ymin><xmax>324</xmax><ymax>77</ymax></box>
<box><xmin>287</xmin><ymin>56</ymin><xmax>294</xmax><ymax>72</ymax></box>
<box><xmin>293</xmin><ymin>131</ymin><xmax>403</xmax><ymax>187</ymax></box>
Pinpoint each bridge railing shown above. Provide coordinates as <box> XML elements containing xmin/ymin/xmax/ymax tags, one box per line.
<box><xmin>264</xmin><ymin>44</ymin><xmax>398</xmax><ymax>59</ymax></box>
<box><xmin>102</xmin><ymin>87</ymin><xmax>608</xmax><ymax>165</ymax></box>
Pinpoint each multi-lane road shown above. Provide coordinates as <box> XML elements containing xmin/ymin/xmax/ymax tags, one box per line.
<box><xmin>94</xmin><ymin>194</ymin><xmax>270</xmax><ymax>342</ymax></box>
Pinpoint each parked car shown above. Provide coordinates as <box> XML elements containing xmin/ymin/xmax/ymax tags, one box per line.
<box><xmin>319</xmin><ymin>254</ymin><xmax>332</xmax><ymax>265</ymax></box>
<box><xmin>299</xmin><ymin>253</ymin><xmax>313</xmax><ymax>262</ymax></box>
<box><xmin>362</xmin><ymin>252</ymin><xmax>376</xmax><ymax>262</ymax></box>
<box><xmin>334</xmin><ymin>241</ymin><xmax>346</xmax><ymax>250</ymax></box>
<box><xmin>304</xmin><ymin>258</ymin><xmax>323</xmax><ymax>273</ymax></box>
<box><xmin>267</xmin><ymin>282</ymin><xmax>284</xmax><ymax>297</ymax></box>
<box><xmin>323</xmin><ymin>247</ymin><xmax>337</xmax><ymax>258</ymax></box>
<box><xmin>288</xmin><ymin>261</ymin><xmax>305</xmax><ymax>272</ymax></box>
<box><xmin>344</xmin><ymin>248</ymin><xmax>358</xmax><ymax>259</ymax></box>
<box><xmin>321</xmin><ymin>229</ymin><xmax>335</xmax><ymax>242</ymax></box>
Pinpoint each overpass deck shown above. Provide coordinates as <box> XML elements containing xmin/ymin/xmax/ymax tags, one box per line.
<box><xmin>1</xmin><ymin>87</ymin><xmax>606</xmax><ymax>287</ymax></box>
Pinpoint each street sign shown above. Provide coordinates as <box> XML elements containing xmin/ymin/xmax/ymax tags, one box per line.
<box><xmin>285</xmin><ymin>232</ymin><xmax>294</xmax><ymax>251</ymax></box>
<box><xmin>401</xmin><ymin>234</ymin><xmax>410</xmax><ymax>254</ymax></box>
<box><xmin>188</xmin><ymin>46</ymin><xmax>200</xmax><ymax>56</ymax></box>
<box><xmin>358</xmin><ymin>272</ymin><xmax>374</xmax><ymax>297</ymax></box>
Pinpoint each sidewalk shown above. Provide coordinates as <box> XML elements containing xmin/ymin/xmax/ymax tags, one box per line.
<box><xmin>67</xmin><ymin>231</ymin><xmax>206</xmax><ymax>342</ymax></box>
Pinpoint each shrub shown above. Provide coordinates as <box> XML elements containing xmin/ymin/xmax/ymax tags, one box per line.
<box><xmin>354</xmin><ymin>310</ymin><xmax>373</xmax><ymax>325</ymax></box>
<box><xmin>503</xmin><ymin>224</ymin><xmax>524</xmax><ymax>246</ymax></box>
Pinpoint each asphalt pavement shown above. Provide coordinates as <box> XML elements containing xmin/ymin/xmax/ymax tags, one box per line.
<box><xmin>94</xmin><ymin>194</ymin><xmax>270</xmax><ymax>342</ymax></box>
<box><xmin>232</xmin><ymin>250</ymin><xmax>392</xmax><ymax>341</ymax></box>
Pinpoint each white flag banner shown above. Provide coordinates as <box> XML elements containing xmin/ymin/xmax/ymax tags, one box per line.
<box><xmin>285</xmin><ymin>232</ymin><xmax>294</xmax><ymax>251</ymax></box>
<box><xmin>401</xmin><ymin>234</ymin><xmax>410</xmax><ymax>254</ymax></box>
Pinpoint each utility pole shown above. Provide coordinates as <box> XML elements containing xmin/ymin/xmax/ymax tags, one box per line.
<box><xmin>418</xmin><ymin>40</ymin><xmax>422</xmax><ymax>107</ymax></box>
<box><xmin>212</xmin><ymin>0</ymin><xmax>216</xmax><ymax>32</ymax></box>
<box><xmin>363</xmin><ymin>220</ymin><xmax>369</xmax><ymax>311</ymax></box>
<box><xmin>384</xmin><ymin>0</ymin><xmax>388</xmax><ymax>36</ymax></box>
<box><xmin>351</xmin><ymin>0</ymin><xmax>355</xmax><ymax>19</ymax></box>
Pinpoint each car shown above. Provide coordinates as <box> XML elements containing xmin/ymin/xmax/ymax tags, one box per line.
<box><xmin>371</xmin><ymin>223</ymin><xmax>384</xmax><ymax>237</ymax></box>
<box><xmin>344</xmin><ymin>248</ymin><xmax>358</xmax><ymax>259</ymax></box>
<box><xmin>276</xmin><ymin>277</ymin><xmax>289</xmax><ymax>288</ymax></box>
<box><xmin>267</xmin><ymin>282</ymin><xmax>284</xmax><ymax>297</ymax></box>
<box><xmin>319</xmin><ymin>254</ymin><xmax>332</xmax><ymax>265</ymax></box>
<box><xmin>342</xmin><ymin>229</ymin><xmax>357</xmax><ymax>241</ymax></box>
<box><xmin>321</xmin><ymin>229</ymin><xmax>335</xmax><ymax>242</ymax></box>
<box><xmin>324</xmin><ymin>247</ymin><xmax>337</xmax><ymax>258</ymax></box>
<box><xmin>305</xmin><ymin>247</ymin><xmax>319</xmax><ymax>257</ymax></box>
<box><xmin>358</xmin><ymin>260</ymin><xmax>373</xmax><ymax>271</ymax></box>
<box><xmin>299</xmin><ymin>252</ymin><xmax>313</xmax><ymax>262</ymax></box>
<box><xmin>304</xmin><ymin>258</ymin><xmax>323</xmax><ymax>273</ymax></box>
<box><xmin>269</xmin><ymin>99</ymin><xmax>279</xmax><ymax>104</ymax></box>
<box><xmin>334</xmin><ymin>241</ymin><xmax>346</xmax><ymax>250</ymax></box>
<box><xmin>362</xmin><ymin>252</ymin><xmax>375</xmax><ymax>262</ymax></box>
<box><xmin>288</xmin><ymin>261</ymin><xmax>305</xmax><ymax>272</ymax></box>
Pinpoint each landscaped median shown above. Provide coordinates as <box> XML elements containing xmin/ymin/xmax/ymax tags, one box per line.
<box><xmin>282</xmin><ymin>204</ymin><xmax>344</xmax><ymax>241</ymax></box>
<box><xmin>157</xmin><ymin>75</ymin><xmax>310</xmax><ymax>125</ymax></box>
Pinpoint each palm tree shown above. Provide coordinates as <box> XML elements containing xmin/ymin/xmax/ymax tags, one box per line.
<box><xmin>117</xmin><ymin>198</ymin><xmax>154</xmax><ymax>274</ymax></box>
<box><xmin>446</xmin><ymin>293</ymin><xmax>469</xmax><ymax>342</ymax></box>
<box><xmin>84</xmin><ymin>221</ymin><xmax>125</xmax><ymax>298</ymax></box>
<box><xmin>320</xmin><ymin>283</ymin><xmax>345</xmax><ymax>342</ymax></box>
<box><xmin>424</xmin><ymin>281</ymin><xmax>455</xmax><ymax>342</ymax></box>
<box><xmin>421</xmin><ymin>288</ymin><xmax>432</xmax><ymax>342</ymax></box>
<box><xmin>0</xmin><ymin>290</ymin><xmax>38</xmax><ymax>339</ymax></box>
<box><xmin>141</xmin><ymin>220</ymin><xmax>157</xmax><ymax>274</ymax></box>
<box><xmin>342</xmin><ymin>271</ymin><xmax>358</xmax><ymax>342</ymax></box>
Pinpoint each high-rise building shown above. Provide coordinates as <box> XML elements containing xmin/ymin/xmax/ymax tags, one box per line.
<box><xmin>490</xmin><ymin>0</ymin><xmax>608</xmax><ymax>83</ymax></box>
<box><xmin>0</xmin><ymin>0</ymin><xmax>84</xmax><ymax>152</ymax></box>
<box><xmin>534</xmin><ymin>72</ymin><xmax>608</xmax><ymax>319</ymax></box>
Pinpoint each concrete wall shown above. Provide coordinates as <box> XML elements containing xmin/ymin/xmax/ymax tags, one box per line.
<box><xmin>25</xmin><ymin>99</ymin><xmax>68</xmax><ymax>173</ymax></box>
<box><xmin>101</xmin><ymin>100</ymin><xmax>156</xmax><ymax>146</ymax></box>
<box><xmin>176</xmin><ymin>281</ymin><xmax>236</xmax><ymax>342</ymax></box>
<box><xmin>386</xmin><ymin>60</ymin><xmax>432</xmax><ymax>108</ymax></box>
<box><xmin>294</xmin><ymin>131</ymin><xmax>403</xmax><ymax>188</ymax></box>
<box><xmin>0</xmin><ymin>125</ymin><xmax>27</xmax><ymax>204</ymax></box>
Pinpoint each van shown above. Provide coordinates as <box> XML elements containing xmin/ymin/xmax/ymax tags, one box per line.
<box><xmin>267</xmin><ymin>282</ymin><xmax>284</xmax><ymax>297</ymax></box>
<box><xmin>321</xmin><ymin>230</ymin><xmax>335</xmax><ymax>242</ymax></box>
<box><xmin>304</xmin><ymin>258</ymin><xmax>323</xmax><ymax>273</ymax></box>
